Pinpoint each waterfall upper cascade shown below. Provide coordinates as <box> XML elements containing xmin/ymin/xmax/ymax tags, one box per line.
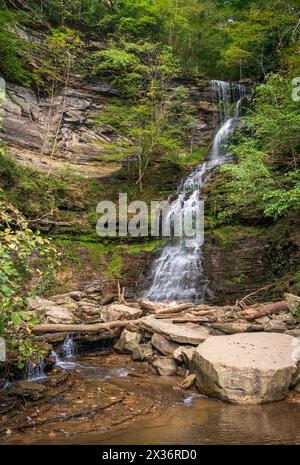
<box><xmin>145</xmin><ymin>80</ymin><xmax>247</xmax><ymax>303</ymax></box>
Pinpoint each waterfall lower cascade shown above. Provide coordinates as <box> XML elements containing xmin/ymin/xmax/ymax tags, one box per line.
<box><xmin>62</xmin><ymin>333</ymin><xmax>76</xmax><ymax>359</ymax></box>
<box><xmin>26</xmin><ymin>358</ymin><xmax>46</xmax><ymax>381</ymax></box>
<box><xmin>145</xmin><ymin>80</ymin><xmax>247</xmax><ymax>303</ymax></box>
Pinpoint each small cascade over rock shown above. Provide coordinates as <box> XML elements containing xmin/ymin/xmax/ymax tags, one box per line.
<box><xmin>144</xmin><ymin>80</ymin><xmax>247</xmax><ymax>302</ymax></box>
<box><xmin>25</xmin><ymin>358</ymin><xmax>46</xmax><ymax>382</ymax></box>
<box><xmin>62</xmin><ymin>333</ymin><xmax>76</xmax><ymax>359</ymax></box>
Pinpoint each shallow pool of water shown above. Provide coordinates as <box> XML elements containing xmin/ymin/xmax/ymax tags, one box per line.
<box><xmin>74</xmin><ymin>396</ymin><xmax>300</xmax><ymax>445</ymax></box>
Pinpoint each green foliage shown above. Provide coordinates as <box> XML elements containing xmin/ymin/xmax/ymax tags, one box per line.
<box><xmin>219</xmin><ymin>74</ymin><xmax>300</xmax><ymax>220</ymax></box>
<box><xmin>0</xmin><ymin>199</ymin><xmax>58</xmax><ymax>366</ymax></box>
<box><xmin>90</xmin><ymin>40</ymin><xmax>195</xmax><ymax>189</ymax></box>
<box><xmin>33</xmin><ymin>26</ymin><xmax>83</xmax><ymax>92</ymax></box>
<box><xmin>0</xmin><ymin>6</ymin><xmax>31</xmax><ymax>83</ymax></box>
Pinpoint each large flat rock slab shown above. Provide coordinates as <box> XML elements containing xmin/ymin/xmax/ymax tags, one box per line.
<box><xmin>141</xmin><ymin>316</ymin><xmax>211</xmax><ymax>345</ymax></box>
<box><xmin>192</xmin><ymin>333</ymin><xmax>300</xmax><ymax>404</ymax></box>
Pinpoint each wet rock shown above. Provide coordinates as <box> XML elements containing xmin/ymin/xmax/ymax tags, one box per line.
<box><xmin>192</xmin><ymin>333</ymin><xmax>300</xmax><ymax>404</ymax></box>
<box><xmin>132</xmin><ymin>343</ymin><xmax>153</xmax><ymax>361</ymax></box>
<box><xmin>114</xmin><ymin>330</ymin><xmax>141</xmax><ymax>354</ymax></box>
<box><xmin>101</xmin><ymin>304</ymin><xmax>142</xmax><ymax>323</ymax></box>
<box><xmin>9</xmin><ymin>381</ymin><xmax>47</xmax><ymax>400</ymax></box>
<box><xmin>141</xmin><ymin>316</ymin><xmax>211</xmax><ymax>345</ymax></box>
<box><xmin>151</xmin><ymin>334</ymin><xmax>179</xmax><ymax>356</ymax></box>
<box><xmin>264</xmin><ymin>320</ymin><xmax>287</xmax><ymax>333</ymax></box>
<box><xmin>212</xmin><ymin>322</ymin><xmax>263</xmax><ymax>334</ymax></box>
<box><xmin>45</xmin><ymin>372</ymin><xmax>70</xmax><ymax>388</ymax></box>
<box><xmin>152</xmin><ymin>358</ymin><xmax>177</xmax><ymax>376</ymax></box>
<box><xmin>196</xmin><ymin>101</ymin><xmax>217</xmax><ymax>112</ymax></box>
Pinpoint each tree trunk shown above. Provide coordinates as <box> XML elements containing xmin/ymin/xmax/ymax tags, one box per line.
<box><xmin>32</xmin><ymin>319</ymin><xmax>142</xmax><ymax>334</ymax></box>
<box><xmin>242</xmin><ymin>301</ymin><xmax>288</xmax><ymax>321</ymax></box>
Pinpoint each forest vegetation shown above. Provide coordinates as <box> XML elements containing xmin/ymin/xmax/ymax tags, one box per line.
<box><xmin>0</xmin><ymin>0</ymin><xmax>299</xmax><ymax>365</ymax></box>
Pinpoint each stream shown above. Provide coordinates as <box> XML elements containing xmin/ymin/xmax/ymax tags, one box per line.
<box><xmin>2</xmin><ymin>350</ymin><xmax>300</xmax><ymax>445</ymax></box>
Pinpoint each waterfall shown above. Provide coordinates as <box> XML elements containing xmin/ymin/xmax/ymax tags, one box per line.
<box><xmin>25</xmin><ymin>358</ymin><xmax>46</xmax><ymax>381</ymax></box>
<box><xmin>144</xmin><ymin>80</ymin><xmax>247</xmax><ymax>302</ymax></box>
<box><xmin>62</xmin><ymin>333</ymin><xmax>76</xmax><ymax>359</ymax></box>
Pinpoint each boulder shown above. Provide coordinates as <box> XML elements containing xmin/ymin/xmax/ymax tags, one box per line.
<box><xmin>264</xmin><ymin>320</ymin><xmax>287</xmax><ymax>333</ymax></box>
<box><xmin>45</xmin><ymin>306</ymin><xmax>75</xmax><ymax>324</ymax></box>
<box><xmin>10</xmin><ymin>381</ymin><xmax>47</xmax><ymax>400</ymax></box>
<box><xmin>173</xmin><ymin>346</ymin><xmax>195</xmax><ymax>364</ymax></box>
<box><xmin>152</xmin><ymin>358</ymin><xmax>177</xmax><ymax>376</ymax></box>
<box><xmin>151</xmin><ymin>334</ymin><xmax>179</xmax><ymax>356</ymax></box>
<box><xmin>212</xmin><ymin>322</ymin><xmax>263</xmax><ymax>334</ymax></box>
<box><xmin>101</xmin><ymin>304</ymin><xmax>142</xmax><ymax>323</ymax></box>
<box><xmin>141</xmin><ymin>316</ymin><xmax>211</xmax><ymax>345</ymax></box>
<box><xmin>192</xmin><ymin>333</ymin><xmax>300</xmax><ymax>404</ymax></box>
<box><xmin>27</xmin><ymin>297</ymin><xmax>55</xmax><ymax>310</ymax></box>
<box><xmin>114</xmin><ymin>330</ymin><xmax>141</xmax><ymax>354</ymax></box>
<box><xmin>132</xmin><ymin>343</ymin><xmax>153</xmax><ymax>361</ymax></box>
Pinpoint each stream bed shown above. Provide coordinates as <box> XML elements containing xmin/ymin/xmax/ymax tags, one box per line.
<box><xmin>1</xmin><ymin>353</ymin><xmax>300</xmax><ymax>445</ymax></box>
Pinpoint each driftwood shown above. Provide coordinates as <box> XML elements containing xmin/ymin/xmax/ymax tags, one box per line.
<box><xmin>155</xmin><ymin>303</ymin><xmax>194</xmax><ymax>315</ymax></box>
<box><xmin>171</xmin><ymin>316</ymin><xmax>211</xmax><ymax>324</ymax></box>
<box><xmin>138</xmin><ymin>300</ymin><xmax>194</xmax><ymax>315</ymax></box>
<box><xmin>31</xmin><ymin>319</ymin><xmax>142</xmax><ymax>334</ymax></box>
<box><xmin>236</xmin><ymin>285</ymin><xmax>275</xmax><ymax>310</ymax></box>
<box><xmin>137</xmin><ymin>300</ymin><xmax>158</xmax><ymax>313</ymax></box>
<box><xmin>242</xmin><ymin>301</ymin><xmax>288</xmax><ymax>321</ymax></box>
<box><xmin>30</xmin><ymin>300</ymin><xmax>290</xmax><ymax>335</ymax></box>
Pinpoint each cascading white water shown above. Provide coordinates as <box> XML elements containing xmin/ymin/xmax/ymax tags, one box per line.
<box><xmin>25</xmin><ymin>358</ymin><xmax>46</xmax><ymax>381</ymax></box>
<box><xmin>62</xmin><ymin>333</ymin><xmax>76</xmax><ymax>359</ymax></box>
<box><xmin>145</xmin><ymin>80</ymin><xmax>247</xmax><ymax>302</ymax></box>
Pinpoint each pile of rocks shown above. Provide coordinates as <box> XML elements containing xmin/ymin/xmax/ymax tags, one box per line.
<box><xmin>24</xmin><ymin>291</ymin><xmax>300</xmax><ymax>405</ymax></box>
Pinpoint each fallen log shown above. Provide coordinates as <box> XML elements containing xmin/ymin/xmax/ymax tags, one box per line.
<box><xmin>137</xmin><ymin>300</ymin><xmax>158</xmax><ymax>313</ymax></box>
<box><xmin>155</xmin><ymin>303</ymin><xmax>194</xmax><ymax>315</ymax></box>
<box><xmin>242</xmin><ymin>301</ymin><xmax>288</xmax><ymax>321</ymax></box>
<box><xmin>31</xmin><ymin>319</ymin><xmax>142</xmax><ymax>334</ymax></box>
<box><xmin>171</xmin><ymin>316</ymin><xmax>211</xmax><ymax>324</ymax></box>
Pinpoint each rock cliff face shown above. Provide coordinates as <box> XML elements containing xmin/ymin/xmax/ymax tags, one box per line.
<box><xmin>2</xmin><ymin>80</ymin><xmax>123</xmax><ymax>177</ymax></box>
<box><xmin>2</xmin><ymin>78</ymin><xmax>218</xmax><ymax>177</ymax></box>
